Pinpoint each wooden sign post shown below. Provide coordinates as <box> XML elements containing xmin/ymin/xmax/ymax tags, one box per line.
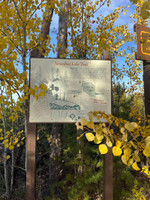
<box><xmin>26</xmin><ymin>123</ymin><xmax>36</xmax><ymax>200</ymax></box>
<box><xmin>26</xmin><ymin>49</ymin><xmax>39</xmax><ymax>200</ymax></box>
<box><xmin>103</xmin><ymin>51</ymin><xmax>113</xmax><ymax>200</ymax></box>
<box><xmin>134</xmin><ymin>24</ymin><xmax>150</xmax><ymax>119</ymax></box>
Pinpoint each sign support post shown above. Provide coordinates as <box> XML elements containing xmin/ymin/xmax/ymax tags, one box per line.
<box><xmin>134</xmin><ymin>24</ymin><xmax>150</xmax><ymax>120</ymax></box>
<box><xmin>103</xmin><ymin>51</ymin><xmax>113</xmax><ymax>200</ymax></box>
<box><xmin>26</xmin><ymin>123</ymin><xmax>36</xmax><ymax>200</ymax></box>
<box><xmin>26</xmin><ymin>49</ymin><xmax>39</xmax><ymax>200</ymax></box>
<box><xmin>143</xmin><ymin>61</ymin><xmax>150</xmax><ymax>119</ymax></box>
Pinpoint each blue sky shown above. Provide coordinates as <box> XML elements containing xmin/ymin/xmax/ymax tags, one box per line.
<box><xmin>20</xmin><ymin>0</ymin><xmax>150</xmax><ymax>94</ymax></box>
<box><xmin>48</xmin><ymin>0</ymin><xmax>143</xmax><ymax>57</ymax></box>
<box><xmin>47</xmin><ymin>1</ymin><xmax>145</xmax><ymax>87</ymax></box>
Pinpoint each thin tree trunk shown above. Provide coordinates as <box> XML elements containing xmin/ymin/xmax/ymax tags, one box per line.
<box><xmin>1</xmin><ymin>86</ymin><xmax>10</xmax><ymax>199</ymax></box>
<box><xmin>10</xmin><ymin>101</ymin><xmax>14</xmax><ymax>194</ymax></box>
<box><xmin>3</xmin><ymin>115</ymin><xmax>10</xmax><ymax>200</ymax></box>
<box><xmin>10</xmin><ymin>147</ymin><xmax>14</xmax><ymax>194</ymax></box>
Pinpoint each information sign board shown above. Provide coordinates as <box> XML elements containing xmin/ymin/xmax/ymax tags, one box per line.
<box><xmin>134</xmin><ymin>24</ymin><xmax>150</xmax><ymax>61</ymax></box>
<box><xmin>29</xmin><ymin>58</ymin><xmax>111</xmax><ymax>123</ymax></box>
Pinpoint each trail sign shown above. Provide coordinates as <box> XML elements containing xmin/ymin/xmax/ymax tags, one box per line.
<box><xmin>134</xmin><ymin>24</ymin><xmax>150</xmax><ymax>61</ymax></box>
<box><xmin>29</xmin><ymin>58</ymin><xmax>111</xmax><ymax>123</ymax></box>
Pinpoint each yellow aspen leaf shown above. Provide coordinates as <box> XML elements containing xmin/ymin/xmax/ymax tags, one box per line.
<box><xmin>85</xmin><ymin>132</ymin><xmax>95</xmax><ymax>142</ymax></box>
<box><xmin>36</xmin><ymin>96</ymin><xmax>39</xmax><ymax>101</ymax></box>
<box><xmin>88</xmin><ymin>112</ymin><xmax>93</xmax><ymax>120</ymax></box>
<box><xmin>17</xmin><ymin>144</ymin><xmax>20</xmax><ymax>147</ymax></box>
<box><xmin>6</xmin><ymin>155</ymin><xmax>10</xmax><ymax>160</ymax></box>
<box><xmin>39</xmin><ymin>91</ymin><xmax>46</xmax><ymax>97</ymax></box>
<box><xmin>6</xmin><ymin>131</ymin><xmax>10</xmax><ymax>135</ymax></box>
<box><xmin>120</xmin><ymin>127</ymin><xmax>125</xmax><ymax>133</ymax></box>
<box><xmin>122</xmin><ymin>133</ymin><xmax>128</xmax><ymax>143</ymax></box>
<box><xmin>15</xmin><ymin>115</ymin><xmax>18</xmax><ymax>119</ymax></box>
<box><xmin>124</xmin><ymin>148</ymin><xmax>132</xmax><ymax>158</ymax></box>
<box><xmin>87</xmin><ymin>121</ymin><xmax>94</xmax><ymax>129</ymax></box>
<box><xmin>99</xmin><ymin>144</ymin><xmax>108</xmax><ymax>154</ymax></box>
<box><xmin>121</xmin><ymin>155</ymin><xmax>128</xmax><ymax>165</ymax></box>
<box><xmin>94</xmin><ymin>134</ymin><xmax>104</xmax><ymax>144</ymax></box>
<box><xmin>106</xmin><ymin>138</ymin><xmax>112</xmax><ymax>147</ymax></box>
<box><xmin>134</xmin><ymin>155</ymin><xmax>140</xmax><ymax>162</ymax></box>
<box><xmin>3</xmin><ymin>139</ymin><xmax>8</xmax><ymax>144</ymax></box>
<box><xmin>34</xmin><ymin>85</ymin><xmax>38</xmax><ymax>91</ymax></box>
<box><xmin>143</xmin><ymin>146</ymin><xmax>150</xmax><ymax>157</ymax></box>
<box><xmin>80</xmin><ymin>118</ymin><xmax>87</xmax><ymax>126</ymax></box>
<box><xmin>4</xmin><ymin>143</ymin><xmax>9</xmax><ymax>148</ymax></box>
<box><xmin>116</xmin><ymin>140</ymin><xmax>122</xmax><ymax>147</ymax></box>
<box><xmin>129</xmin><ymin>140</ymin><xmax>137</xmax><ymax>149</ymax></box>
<box><xmin>39</xmin><ymin>84</ymin><xmax>47</xmax><ymax>91</ymax></box>
<box><xmin>9</xmin><ymin>145</ymin><xmax>14</xmax><ymax>150</ymax></box>
<box><xmin>1</xmin><ymin>81</ymin><xmax>5</xmax><ymax>86</ymax></box>
<box><xmin>127</xmin><ymin>158</ymin><xmax>134</xmax><ymax>166</ymax></box>
<box><xmin>125</xmin><ymin>122</ymin><xmax>138</xmax><ymax>132</ymax></box>
<box><xmin>132</xmin><ymin>162</ymin><xmax>140</xmax><ymax>171</ymax></box>
<box><xmin>29</xmin><ymin>88</ymin><xmax>35</xmax><ymax>96</ymax></box>
<box><xmin>0</xmin><ymin>136</ymin><xmax>4</xmax><ymax>140</ymax></box>
<box><xmin>75</xmin><ymin>122</ymin><xmax>83</xmax><ymax>130</ymax></box>
<box><xmin>13</xmin><ymin>138</ymin><xmax>19</xmax><ymax>145</ymax></box>
<box><xmin>145</xmin><ymin>136</ymin><xmax>150</xmax><ymax>147</ymax></box>
<box><xmin>112</xmin><ymin>146</ymin><xmax>122</xmax><ymax>156</ymax></box>
<box><xmin>139</xmin><ymin>196</ymin><xmax>146</xmax><ymax>200</ymax></box>
<box><xmin>0</xmin><ymin>129</ymin><xmax>2</xmax><ymax>132</ymax></box>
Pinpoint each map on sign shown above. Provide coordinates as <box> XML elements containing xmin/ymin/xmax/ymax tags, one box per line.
<box><xmin>29</xmin><ymin>58</ymin><xmax>111</xmax><ymax>123</ymax></box>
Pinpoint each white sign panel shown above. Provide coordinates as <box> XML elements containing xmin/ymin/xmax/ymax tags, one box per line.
<box><xmin>29</xmin><ymin>58</ymin><xmax>111</xmax><ymax>123</ymax></box>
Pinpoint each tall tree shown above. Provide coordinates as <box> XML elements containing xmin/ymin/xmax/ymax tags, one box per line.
<box><xmin>49</xmin><ymin>0</ymin><xmax>69</xmax><ymax>197</ymax></box>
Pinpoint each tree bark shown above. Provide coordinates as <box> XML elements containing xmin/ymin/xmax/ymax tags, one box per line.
<box><xmin>38</xmin><ymin>0</ymin><xmax>54</xmax><ymax>57</ymax></box>
<box><xmin>49</xmin><ymin>0</ymin><xmax>68</xmax><ymax>197</ymax></box>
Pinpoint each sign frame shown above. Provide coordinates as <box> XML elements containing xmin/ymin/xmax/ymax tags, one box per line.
<box><xmin>29</xmin><ymin>58</ymin><xmax>112</xmax><ymax>123</ymax></box>
<box><xmin>134</xmin><ymin>24</ymin><xmax>150</xmax><ymax>61</ymax></box>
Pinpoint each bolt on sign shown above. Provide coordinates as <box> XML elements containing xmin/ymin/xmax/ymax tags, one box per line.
<box><xmin>134</xmin><ymin>24</ymin><xmax>150</xmax><ymax>61</ymax></box>
<box><xmin>29</xmin><ymin>58</ymin><xmax>111</xmax><ymax>123</ymax></box>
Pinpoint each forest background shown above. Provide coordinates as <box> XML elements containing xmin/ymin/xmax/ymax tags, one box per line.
<box><xmin>0</xmin><ymin>0</ymin><xmax>150</xmax><ymax>199</ymax></box>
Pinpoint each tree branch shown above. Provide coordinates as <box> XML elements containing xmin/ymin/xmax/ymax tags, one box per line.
<box><xmin>0</xmin><ymin>71</ymin><xmax>21</xmax><ymax>98</ymax></box>
<box><xmin>12</xmin><ymin>0</ymin><xmax>23</xmax><ymax>22</ymax></box>
<box><xmin>28</xmin><ymin>2</ymin><xmax>43</xmax><ymax>22</ymax></box>
<box><xmin>0</xmin><ymin>29</ymin><xmax>22</xmax><ymax>54</ymax></box>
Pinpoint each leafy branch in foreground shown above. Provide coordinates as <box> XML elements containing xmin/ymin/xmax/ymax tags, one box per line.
<box><xmin>76</xmin><ymin>111</ymin><xmax>150</xmax><ymax>179</ymax></box>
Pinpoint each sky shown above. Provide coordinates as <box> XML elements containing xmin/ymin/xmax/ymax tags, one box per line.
<box><xmin>47</xmin><ymin>0</ymin><xmax>144</xmax><ymax>87</ymax></box>
<box><xmin>49</xmin><ymin>0</ymin><xmax>142</xmax><ymax>57</ymax></box>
